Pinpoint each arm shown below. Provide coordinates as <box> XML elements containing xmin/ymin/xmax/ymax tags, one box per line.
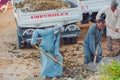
<box><xmin>54</xmin><ymin>34</ymin><xmax>61</xmax><ymax>56</ymax></box>
<box><xmin>31</xmin><ymin>30</ymin><xmax>39</xmax><ymax>46</ymax></box>
<box><xmin>89</xmin><ymin>33</ymin><xmax>96</xmax><ymax>54</ymax></box>
<box><xmin>115</xmin><ymin>9</ymin><xmax>120</xmax><ymax>30</ymax></box>
<box><xmin>52</xmin><ymin>34</ymin><xmax>61</xmax><ymax>62</ymax></box>
<box><xmin>31</xmin><ymin>29</ymin><xmax>52</xmax><ymax>45</ymax></box>
<box><xmin>96</xmin><ymin>7</ymin><xmax>107</xmax><ymax>20</ymax></box>
<box><xmin>88</xmin><ymin>27</ymin><xmax>96</xmax><ymax>54</ymax></box>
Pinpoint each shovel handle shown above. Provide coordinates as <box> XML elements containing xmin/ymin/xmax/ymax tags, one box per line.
<box><xmin>34</xmin><ymin>46</ymin><xmax>75</xmax><ymax>74</ymax></box>
<box><xmin>34</xmin><ymin>46</ymin><xmax>65</xmax><ymax>66</ymax></box>
<box><xmin>94</xmin><ymin>45</ymin><xmax>99</xmax><ymax>65</ymax></box>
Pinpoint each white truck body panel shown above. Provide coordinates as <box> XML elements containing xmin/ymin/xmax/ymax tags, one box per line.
<box><xmin>12</xmin><ymin>0</ymin><xmax>120</xmax><ymax>48</ymax></box>
<box><xmin>79</xmin><ymin>0</ymin><xmax>120</xmax><ymax>13</ymax></box>
<box><xmin>12</xmin><ymin>0</ymin><xmax>120</xmax><ymax>28</ymax></box>
<box><xmin>13</xmin><ymin>0</ymin><xmax>82</xmax><ymax>28</ymax></box>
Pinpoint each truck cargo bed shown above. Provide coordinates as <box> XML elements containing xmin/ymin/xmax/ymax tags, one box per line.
<box><xmin>13</xmin><ymin>0</ymin><xmax>82</xmax><ymax>28</ymax></box>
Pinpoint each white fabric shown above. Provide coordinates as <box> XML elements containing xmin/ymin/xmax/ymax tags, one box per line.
<box><xmin>96</xmin><ymin>6</ymin><xmax>120</xmax><ymax>39</ymax></box>
<box><xmin>54</xmin><ymin>24</ymin><xmax>64</xmax><ymax>34</ymax></box>
<box><xmin>111</xmin><ymin>0</ymin><xmax>119</xmax><ymax>6</ymax></box>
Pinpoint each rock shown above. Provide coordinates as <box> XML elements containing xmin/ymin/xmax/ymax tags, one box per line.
<box><xmin>87</xmin><ymin>75</ymin><xmax>103</xmax><ymax>80</ymax></box>
<box><xmin>115</xmin><ymin>55</ymin><xmax>120</xmax><ymax>63</ymax></box>
<box><xmin>97</xmin><ymin>57</ymin><xmax>115</xmax><ymax>70</ymax></box>
<box><xmin>86</xmin><ymin>62</ymin><xmax>98</xmax><ymax>72</ymax></box>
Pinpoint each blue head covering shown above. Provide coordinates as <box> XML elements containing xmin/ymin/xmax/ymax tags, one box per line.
<box><xmin>54</xmin><ymin>24</ymin><xmax>64</xmax><ymax>34</ymax></box>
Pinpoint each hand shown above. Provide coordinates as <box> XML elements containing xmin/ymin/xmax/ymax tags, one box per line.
<box><xmin>94</xmin><ymin>54</ymin><xmax>97</xmax><ymax>57</ymax></box>
<box><xmin>95</xmin><ymin>19</ymin><xmax>99</xmax><ymax>23</ymax></box>
<box><xmin>31</xmin><ymin>44</ymin><xmax>36</xmax><ymax>48</ymax></box>
<box><xmin>54</xmin><ymin>56</ymin><xmax>58</xmax><ymax>62</ymax></box>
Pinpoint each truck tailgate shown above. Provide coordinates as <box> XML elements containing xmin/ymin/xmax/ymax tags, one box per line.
<box><xmin>13</xmin><ymin>0</ymin><xmax>82</xmax><ymax>28</ymax></box>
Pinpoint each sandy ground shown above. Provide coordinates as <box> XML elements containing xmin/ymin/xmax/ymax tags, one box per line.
<box><xmin>0</xmin><ymin>9</ymin><xmax>119</xmax><ymax>80</ymax></box>
<box><xmin>0</xmin><ymin>9</ymin><xmax>41</xmax><ymax>80</ymax></box>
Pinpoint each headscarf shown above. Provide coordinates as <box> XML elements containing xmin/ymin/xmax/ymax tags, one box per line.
<box><xmin>54</xmin><ymin>24</ymin><xmax>64</xmax><ymax>34</ymax></box>
<box><xmin>111</xmin><ymin>0</ymin><xmax>119</xmax><ymax>6</ymax></box>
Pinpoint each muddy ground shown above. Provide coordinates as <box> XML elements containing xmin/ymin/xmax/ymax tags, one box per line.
<box><xmin>0</xmin><ymin>9</ymin><xmax>119</xmax><ymax>80</ymax></box>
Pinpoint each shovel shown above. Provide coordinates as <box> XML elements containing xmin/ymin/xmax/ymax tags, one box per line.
<box><xmin>34</xmin><ymin>46</ymin><xmax>74</xmax><ymax>75</ymax></box>
<box><xmin>85</xmin><ymin>45</ymin><xmax>99</xmax><ymax>72</ymax></box>
<box><xmin>94</xmin><ymin>45</ymin><xmax>99</xmax><ymax>66</ymax></box>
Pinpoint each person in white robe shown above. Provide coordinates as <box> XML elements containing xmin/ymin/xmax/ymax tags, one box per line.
<box><xmin>96</xmin><ymin>0</ymin><xmax>120</xmax><ymax>51</ymax></box>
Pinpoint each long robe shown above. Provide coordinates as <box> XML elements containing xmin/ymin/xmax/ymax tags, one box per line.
<box><xmin>96</xmin><ymin>6</ymin><xmax>120</xmax><ymax>39</ymax></box>
<box><xmin>84</xmin><ymin>24</ymin><xmax>103</xmax><ymax>64</ymax></box>
<box><xmin>31</xmin><ymin>28</ymin><xmax>63</xmax><ymax>78</ymax></box>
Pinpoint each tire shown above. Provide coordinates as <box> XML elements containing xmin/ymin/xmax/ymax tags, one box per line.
<box><xmin>23</xmin><ymin>42</ymin><xmax>32</xmax><ymax>48</ymax></box>
<box><xmin>62</xmin><ymin>38</ymin><xmax>70</xmax><ymax>45</ymax></box>
<box><xmin>71</xmin><ymin>37</ymin><xmax>77</xmax><ymax>44</ymax></box>
<box><xmin>63</xmin><ymin>24</ymin><xmax>80</xmax><ymax>44</ymax></box>
<box><xmin>62</xmin><ymin>37</ymin><xmax>77</xmax><ymax>44</ymax></box>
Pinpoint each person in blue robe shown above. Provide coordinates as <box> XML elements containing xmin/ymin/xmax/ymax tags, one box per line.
<box><xmin>84</xmin><ymin>19</ymin><xmax>105</xmax><ymax>64</ymax></box>
<box><xmin>31</xmin><ymin>24</ymin><xmax>64</xmax><ymax>80</ymax></box>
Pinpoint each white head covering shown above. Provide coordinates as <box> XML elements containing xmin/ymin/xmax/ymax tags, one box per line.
<box><xmin>111</xmin><ymin>0</ymin><xmax>119</xmax><ymax>6</ymax></box>
<box><xmin>54</xmin><ymin>24</ymin><xmax>64</xmax><ymax>34</ymax></box>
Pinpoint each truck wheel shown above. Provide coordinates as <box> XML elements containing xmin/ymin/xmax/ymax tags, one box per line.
<box><xmin>65</xmin><ymin>24</ymin><xmax>80</xmax><ymax>32</ymax></box>
<box><xmin>24</xmin><ymin>42</ymin><xmax>32</xmax><ymax>48</ymax></box>
<box><xmin>63</xmin><ymin>24</ymin><xmax>80</xmax><ymax>44</ymax></box>
<box><xmin>62</xmin><ymin>38</ymin><xmax>70</xmax><ymax>45</ymax></box>
<box><xmin>71</xmin><ymin>37</ymin><xmax>77</xmax><ymax>44</ymax></box>
<box><xmin>62</xmin><ymin>37</ymin><xmax>77</xmax><ymax>44</ymax></box>
<box><xmin>22</xmin><ymin>29</ymin><xmax>34</xmax><ymax>48</ymax></box>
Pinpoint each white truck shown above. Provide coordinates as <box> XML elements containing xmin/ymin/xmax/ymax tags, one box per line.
<box><xmin>12</xmin><ymin>0</ymin><xmax>82</xmax><ymax>48</ymax></box>
<box><xmin>79</xmin><ymin>0</ymin><xmax>120</xmax><ymax>23</ymax></box>
<box><xmin>12</xmin><ymin>0</ymin><xmax>120</xmax><ymax>48</ymax></box>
